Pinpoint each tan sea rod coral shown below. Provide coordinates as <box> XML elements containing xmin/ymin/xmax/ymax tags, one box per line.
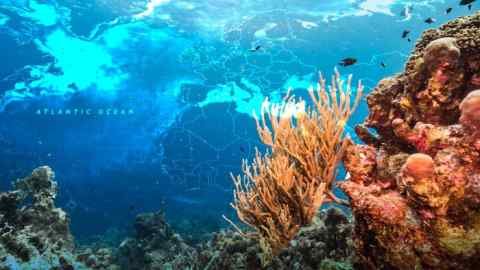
<box><xmin>227</xmin><ymin>70</ymin><xmax>362</xmax><ymax>262</ymax></box>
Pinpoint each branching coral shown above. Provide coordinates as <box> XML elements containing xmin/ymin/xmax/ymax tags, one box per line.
<box><xmin>227</xmin><ymin>70</ymin><xmax>362</xmax><ymax>261</ymax></box>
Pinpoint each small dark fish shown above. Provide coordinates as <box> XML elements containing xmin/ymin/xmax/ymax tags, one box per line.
<box><xmin>129</xmin><ymin>204</ymin><xmax>135</xmax><ymax>211</ymax></box>
<box><xmin>407</xmin><ymin>38</ymin><xmax>412</xmax><ymax>42</ymax></box>
<box><xmin>67</xmin><ymin>83</ymin><xmax>79</xmax><ymax>90</ymax></box>
<box><xmin>402</xmin><ymin>30</ymin><xmax>410</xmax><ymax>38</ymax></box>
<box><xmin>460</xmin><ymin>0</ymin><xmax>475</xmax><ymax>6</ymax></box>
<box><xmin>446</xmin><ymin>7</ymin><xmax>453</xmax><ymax>14</ymax></box>
<box><xmin>380</xmin><ymin>62</ymin><xmax>387</xmax><ymax>68</ymax></box>
<box><xmin>239</xmin><ymin>146</ymin><xmax>246</xmax><ymax>153</ymax></box>
<box><xmin>400</xmin><ymin>5</ymin><xmax>412</xmax><ymax>18</ymax></box>
<box><xmin>468</xmin><ymin>4</ymin><xmax>473</xmax><ymax>10</ymax></box>
<box><xmin>339</xmin><ymin>58</ymin><xmax>357</xmax><ymax>67</ymax></box>
<box><xmin>249</xmin><ymin>45</ymin><xmax>262</xmax><ymax>52</ymax></box>
<box><xmin>424</xmin><ymin>17</ymin><xmax>436</xmax><ymax>24</ymax></box>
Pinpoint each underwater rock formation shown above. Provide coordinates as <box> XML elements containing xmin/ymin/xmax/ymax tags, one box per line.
<box><xmin>117</xmin><ymin>210</ymin><xmax>197</xmax><ymax>269</ymax></box>
<box><xmin>197</xmin><ymin>208</ymin><xmax>354</xmax><ymax>270</ymax></box>
<box><xmin>0</xmin><ymin>166</ymin><xmax>74</xmax><ymax>269</ymax></box>
<box><xmin>115</xmin><ymin>208</ymin><xmax>353</xmax><ymax>270</ymax></box>
<box><xmin>76</xmin><ymin>247</ymin><xmax>119</xmax><ymax>270</ymax></box>
<box><xmin>360</xmin><ymin>12</ymin><xmax>480</xmax><ymax>142</ymax></box>
<box><xmin>341</xmin><ymin>12</ymin><xmax>480</xmax><ymax>270</ymax></box>
<box><xmin>0</xmin><ymin>166</ymin><xmax>119</xmax><ymax>270</ymax></box>
<box><xmin>0</xmin><ymin>169</ymin><xmax>353</xmax><ymax>270</ymax></box>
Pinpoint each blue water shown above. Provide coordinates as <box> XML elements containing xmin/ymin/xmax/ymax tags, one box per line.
<box><xmin>0</xmin><ymin>0</ymin><xmax>477</xmax><ymax>241</ymax></box>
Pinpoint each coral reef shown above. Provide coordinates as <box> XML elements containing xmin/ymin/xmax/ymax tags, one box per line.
<box><xmin>198</xmin><ymin>208</ymin><xmax>354</xmax><ymax>270</ymax></box>
<box><xmin>114</xmin><ymin>207</ymin><xmax>353</xmax><ymax>270</ymax></box>
<box><xmin>0</xmin><ymin>166</ymin><xmax>119</xmax><ymax>270</ymax></box>
<box><xmin>116</xmin><ymin>210</ymin><xmax>197</xmax><ymax>269</ymax></box>
<box><xmin>229</xmin><ymin>70</ymin><xmax>362</xmax><ymax>260</ymax></box>
<box><xmin>76</xmin><ymin>248</ymin><xmax>119</xmax><ymax>270</ymax></box>
<box><xmin>341</xmin><ymin>12</ymin><xmax>480</xmax><ymax>269</ymax></box>
<box><xmin>0</xmin><ymin>167</ymin><xmax>354</xmax><ymax>270</ymax></box>
<box><xmin>359</xmin><ymin>12</ymin><xmax>480</xmax><ymax>142</ymax></box>
<box><xmin>1</xmin><ymin>11</ymin><xmax>479</xmax><ymax>270</ymax></box>
<box><xmin>0</xmin><ymin>166</ymin><xmax>75</xmax><ymax>269</ymax></box>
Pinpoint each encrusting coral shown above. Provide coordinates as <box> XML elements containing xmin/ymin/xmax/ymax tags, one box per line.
<box><xmin>114</xmin><ymin>207</ymin><xmax>354</xmax><ymax>270</ymax></box>
<box><xmin>116</xmin><ymin>210</ymin><xmax>197</xmax><ymax>269</ymax></box>
<box><xmin>0</xmin><ymin>166</ymin><xmax>354</xmax><ymax>270</ymax></box>
<box><xmin>199</xmin><ymin>208</ymin><xmax>354</xmax><ymax>270</ymax></box>
<box><xmin>0</xmin><ymin>166</ymin><xmax>75</xmax><ymax>269</ymax></box>
<box><xmin>0</xmin><ymin>167</ymin><xmax>119</xmax><ymax>270</ymax></box>
<box><xmin>227</xmin><ymin>70</ymin><xmax>362</xmax><ymax>261</ymax></box>
<box><xmin>340</xmin><ymin>12</ymin><xmax>480</xmax><ymax>270</ymax></box>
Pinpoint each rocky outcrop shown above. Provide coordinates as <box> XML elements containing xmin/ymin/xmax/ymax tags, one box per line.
<box><xmin>0</xmin><ymin>168</ymin><xmax>353</xmax><ymax>270</ymax></box>
<box><xmin>341</xmin><ymin>12</ymin><xmax>480</xmax><ymax>270</ymax></box>
<box><xmin>0</xmin><ymin>166</ymin><xmax>119</xmax><ymax>270</ymax></box>
<box><xmin>359</xmin><ymin>12</ymin><xmax>480</xmax><ymax>146</ymax></box>
<box><xmin>196</xmin><ymin>208</ymin><xmax>354</xmax><ymax>270</ymax></box>
<box><xmin>0</xmin><ymin>166</ymin><xmax>75</xmax><ymax>269</ymax></box>
<box><xmin>116</xmin><ymin>211</ymin><xmax>198</xmax><ymax>269</ymax></box>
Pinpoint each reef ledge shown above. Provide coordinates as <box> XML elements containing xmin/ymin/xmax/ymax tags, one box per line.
<box><xmin>341</xmin><ymin>11</ymin><xmax>480</xmax><ymax>270</ymax></box>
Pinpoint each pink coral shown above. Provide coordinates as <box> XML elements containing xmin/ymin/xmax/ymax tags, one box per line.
<box><xmin>343</xmin><ymin>93</ymin><xmax>480</xmax><ymax>268</ymax></box>
<box><xmin>402</xmin><ymin>153</ymin><xmax>434</xmax><ymax>180</ymax></box>
<box><xmin>433</xmin><ymin>63</ymin><xmax>450</xmax><ymax>84</ymax></box>
<box><xmin>459</xmin><ymin>89</ymin><xmax>480</xmax><ymax>130</ymax></box>
<box><xmin>470</xmin><ymin>73</ymin><xmax>480</xmax><ymax>87</ymax></box>
<box><xmin>340</xmin><ymin>14</ymin><xmax>480</xmax><ymax>268</ymax></box>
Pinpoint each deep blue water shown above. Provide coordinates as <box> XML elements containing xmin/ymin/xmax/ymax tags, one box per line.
<box><xmin>0</xmin><ymin>0</ymin><xmax>477</xmax><ymax>242</ymax></box>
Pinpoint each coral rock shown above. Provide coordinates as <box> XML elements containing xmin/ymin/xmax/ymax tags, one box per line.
<box><xmin>342</xmin><ymin>12</ymin><xmax>480</xmax><ymax>270</ymax></box>
<box><xmin>0</xmin><ymin>167</ymin><xmax>119</xmax><ymax>269</ymax></box>
<box><xmin>459</xmin><ymin>89</ymin><xmax>480</xmax><ymax>130</ymax></box>
<box><xmin>0</xmin><ymin>167</ymin><xmax>74</xmax><ymax>267</ymax></box>
<box><xmin>402</xmin><ymin>153</ymin><xmax>434</xmax><ymax>180</ymax></box>
<box><xmin>196</xmin><ymin>208</ymin><xmax>354</xmax><ymax>270</ymax></box>
<box><xmin>116</xmin><ymin>211</ymin><xmax>198</xmax><ymax>270</ymax></box>
<box><xmin>423</xmin><ymin>37</ymin><xmax>461</xmax><ymax>71</ymax></box>
<box><xmin>364</xmin><ymin>13</ymin><xmax>480</xmax><ymax>141</ymax></box>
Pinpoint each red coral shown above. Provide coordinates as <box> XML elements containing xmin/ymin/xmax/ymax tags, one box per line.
<box><xmin>342</xmin><ymin>26</ymin><xmax>480</xmax><ymax>269</ymax></box>
<box><xmin>459</xmin><ymin>90</ymin><xmax>480</xmax><ymax>131</ymax></box>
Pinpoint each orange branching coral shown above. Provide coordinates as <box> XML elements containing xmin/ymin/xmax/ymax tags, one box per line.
<box><xmin>227</xmin><ymin>70</ymin><xmax>363</xmax><ymax>260</ymax></box>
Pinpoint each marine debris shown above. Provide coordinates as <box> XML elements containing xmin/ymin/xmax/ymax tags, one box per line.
<box><xmin>341</xmin><ymin>11</ymin><xmax>480</xmax><ymax>269</ymax></box>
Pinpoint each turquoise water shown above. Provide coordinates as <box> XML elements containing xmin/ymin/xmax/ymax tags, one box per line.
<box><xmin>0</xmin><ymin>0</ymin><xmax>477</xmax><ymax>241</ymax></box>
